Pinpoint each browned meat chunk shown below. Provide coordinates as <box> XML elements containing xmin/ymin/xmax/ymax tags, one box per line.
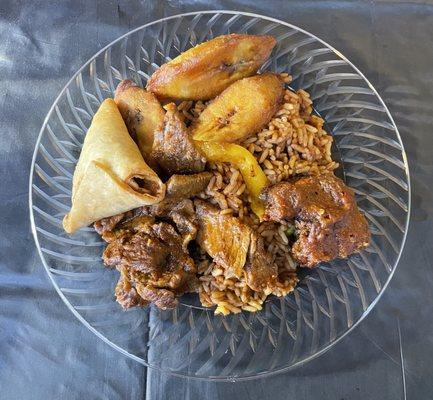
<box><xmin>262</xmin><ymin>173</ymin><xmax>370</xmax><ymax>267</ymax></box>
<box><xmin>103</xmin><ymin>215</ymin><xmax>197</xmax><ymax>309</ymax></box>
<box><xmin>104</xmin><ymin>216</ymin><xmax>195</xmax><ymax>274</ymax></box>
<box><xmin>168</xmin><ymin>201</ymin><xmax>198</xmax><ymax>251</ymax></box>
<box><xmin>135</xmin><ymin>285</ymin><xmax>177</xmax><ymax>310</ymax></box>
<box><xmin>195</xmin><ymin>200</ymin><xmax>277</xmax><ymax>292</ymax></box>
<box><xmin>244</xmin><ymin>232</ymin><xmax>278</xmax><ymax>292</ymax></box>
<box><xmin>150</xmin><ymin>103</ymin><xmax>206</xmax><ymax>175</ymax></box>
<box><xmin>115</xmin><ymin>266</ymin><xmax>148</xmax><ymax>309</ymax></box>
<box><xmin>195</xmin><ymin>200</ymin><xmax>251</xmax><ymax>278</ymax></box>
<box><xmin>141</xmin><ymin>198</ymin><xmax>198</xmax><ymax>251</ymax></box>
<box><xmin>104</xmin><ymin>231</ymin><xmax>169</xmax><ymax>274</ymax></box>
<box><xmin>94</xmin><ymin>213</ymin><xmax>125</xmax><ymax>235</ymax></box>
<box><xmin>166</xmin><ymin>172</ymin><xmax>212</xmax><ymax>198</ymax></box>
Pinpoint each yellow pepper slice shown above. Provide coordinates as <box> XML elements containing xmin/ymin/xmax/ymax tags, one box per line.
<box><xmin>195</xmin><ymin>141</ymin><xmax>268</xmax><ymax>218</ymax></box>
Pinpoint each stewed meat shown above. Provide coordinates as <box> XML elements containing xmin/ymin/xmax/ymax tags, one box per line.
<box><xmin>195</xmin><ymin>200</ymin><xmax>251</xmax><ymax>278</ymax></box>
<box><xmin>103</xmin><ymin>215</ymin><xmax>197</xmax><ymax>309</ymax></box>
<box><xmin>104</xmin><ymin>216</ymin><xmax>196</xmax><ymax>274</ymax></box>
<box><xmin>262</xmin><ymin>173</ymin><xmax>370</xmax><ymax>267</ymax></box>
<box><xmin>166</xmin><ymin>172</ymin><xmax>212</xmax><ymax>198</ymax></box>
<box><xmin>135</xmin><ymin>285</ymin><xmax>177</xmax><ymax>310</ymax></box>
<box><xmin>94</xmin><ymin>213</ymin><xmax>125</xmax><ymax>235</ymax></box>
<box><xmin>141</xmin><ymin>198</ymin><xmax>199</xmax><ymax>251</ymax></box>
<box><xmin>244</xmin><ymin>232</ymin><xmax>278</xmax><ymax>293</ymax></box>
<box><xmin>115</xmin><ymin>266</ymin><xmax>148</xmax><ymax>309</ymax></box>
<box><xmin>195</xmin><ymin>200</ymin><xmax>277</xmax><ymax>291</ymax></box>
<box><xmin>150</xmin><ymin>103</ymin><xmax>206</xmax><ymax>175</ymax></box>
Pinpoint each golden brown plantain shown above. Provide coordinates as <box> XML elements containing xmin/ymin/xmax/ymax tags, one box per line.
<box><xmin>114</xmin><ymin>80</ymin><xmax>165</xmax><ymax>159</ymax></box>
<box><xmin>147</xmin><ymin>34</ymin><xmax>276</xmax><ymax>101</ymax></box>
<box><xmin>191</xmin><ymin>73</ymin><xmax>283</xmax><ymax>143</ymax></box>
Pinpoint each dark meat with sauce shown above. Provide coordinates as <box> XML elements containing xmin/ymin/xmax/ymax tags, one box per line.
<box><xmin>166</xmin><ymin>172</ymin><xmax>212</xmax><ymax>198</ymax></box>
<box><xmin>104</xmin><ymin>215</ymin><xmax>196</xmax><ymax>275</ymax></box>
<box><xmin>115</xmin><ymin>266</ymin><xmax>148</xmax><ymax>309</ymax></box>
<box><xmin>167</xmin><ymin>201</ymin><xmax>198</xmax><ymax>251</ymax></box>
<box><xmin>141</xmin><ymin>198</ymin><xmax>199</xmax><ymax>251</ymax></box>
<box><xmin>195</xmin><ymin>200</ymin><xmax>250</xmax><ymax>278</ymax></box>
<box><xmin>102</xmin><ymin>215</ymin><xmax>197</xmax><ymax>309</ymax></box>
<box><xmin>262</xmin><ymin>173</ymin><xmax>370</xmax><ymax>267</ymax></box>
<box><xmin>95</xmin><ymin>208</ymin><xmax>145</xmax><ymax>241</ymax></box>
<box><xmin>195</xmin><ymin>200</ymin><xmax>277</xmax><ymax>291</ymax></box>
<box><xmin>94</xmin><ymin>213</ymin><xmax>125</xmax><ymax>235</ymax></box>
<box><xmin>244</xmin><ymin>232</ymin><xmax>278</xmax><ymax>293</ymax></box>
<box><xmin>140</xmin><ymin>172</ymin><xmax>212</xmax><ymax>249</ymax></box>
<box><xmin>150</xmin><ymin>103</ymin><xmax>206</xmax><ymax>175</ymax></box>
<box><xmin>135</xmin><ymin>285</ymin><xmax>177</xmax><ymax>310</ymax></box>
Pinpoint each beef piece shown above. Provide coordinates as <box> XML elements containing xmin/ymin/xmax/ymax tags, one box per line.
<box><xmin>141</xmin><ymin>198</ymin><xmax>199</xmax><ymax>251</ymax></box>
<box><xmin>169</xmin><ymin>202</ymin><xmax>198</xmax><ymax>251</ymax></box>
<box><xmin>94</xmin><ymin>213</ymin><xmax>125</xmax><ymax>235</ymax></box>
<box><xmin>96</xmin><ymin>171</ymin><xmax>209</xmax><ymax>244</ymax></box>
<box><xmin>262</xmin><ymin>173</ymin><xmax>370</xmax><ymax>267</ymax></box>
<box><xmin>135</xmin><ymin>285</ymin><xmax>177</xmax><ymax>310</ymax></box>
<box><xmin>95</xmin><ymin>208</ymin><xmax>144</xmax><ymax>242</ymax></box>
<box><xmin>104</xmin><ymin>230</ymin><xmax>169</xmax><ymax>274</ymax></box>
<box><xmin>150</xmin><ymin>103</ymin><xmax>206</xmax><ymax>175</ymax></box>
<box><xmin>129</xmin><ymin>265</ymin><xmax>197</xmax><ymax>293</ymax></box>
<box><xmin>166</xmin><ymin>172</ymin><xmax>212</xmax><ymax>198</ymax></box>
<box><xmin>244</xmin><ymin>232</ymin><xmax>278</xmax><ymax>292</ymax></box>
<box><xmin>103</xmin><ymin>215</ymin><xmax>197</xmax><ymax>310</ymax></box>
<box><xmin>195</xmin><ymin>200</ymin><xmax>251</xmax><ymax>278</ymax></box>
<box><xmin>115</xmin><ymin>266</ymin><xmax>148</xmax><ymax>309</ymax></box>
<box><xmin>104</xmin><ymin>216</ymin><xmax>195</xmax><ymax>275</ymax></box>
<box><xmin>195</xmin><ymin>200</ymin><xmax>278</xmax><ymax>291</ymax></box>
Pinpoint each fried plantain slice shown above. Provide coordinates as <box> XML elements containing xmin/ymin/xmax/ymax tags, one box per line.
<box><xmin>114</xmin><ymin>80</ymin><xmax>165</xmax><ymax>159</ymax></box>
<box><xmin>191</xmin><ymin>73</ymin><xmax>283</xmax><ymax>143</ymax></box>
<box><xmin>147</xmin><ymin>34</ymin><xmax>276</xmax><ymax>101</ymax></box>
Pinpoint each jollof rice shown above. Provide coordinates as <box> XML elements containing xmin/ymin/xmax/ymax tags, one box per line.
<box><xmin>178</xmin><ymin>73</ymin><xmax>338</xmax><ymax>315</ymax></box>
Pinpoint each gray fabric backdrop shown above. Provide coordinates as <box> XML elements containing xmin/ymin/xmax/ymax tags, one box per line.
<box><xmin>1</xmin><ymin>1</ymin><xmax>432</xmax><ymax>399</ymax></box>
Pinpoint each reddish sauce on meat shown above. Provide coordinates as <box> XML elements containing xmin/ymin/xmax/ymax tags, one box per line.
<box><xmin>262</xmin><ymin>173</ymin><xmax>370</xmax><ymax>267</ymax></box>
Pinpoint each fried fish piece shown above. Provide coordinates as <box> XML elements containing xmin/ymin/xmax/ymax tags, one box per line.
<box><xmin>191</xmin><ymin>73</ymin><xmax>283</xmax><ymax>143</ymax></box>
<box><xmin>147</xmin><ymin>34</ymin><xmax>276</xmax><ymax>101</ymax></box>
<box><xmin>114</xmin><ymin>79</ymin><xmax>165</xmax><ymax>158</ymax></box>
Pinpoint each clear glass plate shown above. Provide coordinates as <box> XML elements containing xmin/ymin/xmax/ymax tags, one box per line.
<box><xmin>29</xmin><ymin>11</ymin><xmax>410</xmax><ymax>381</ymax></box>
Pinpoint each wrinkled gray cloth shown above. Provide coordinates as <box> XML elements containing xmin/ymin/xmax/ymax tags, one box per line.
<box><xmin>1</xmin><ymin>1</ymin><xmax>432</xmax><ymax>399</ymax></box>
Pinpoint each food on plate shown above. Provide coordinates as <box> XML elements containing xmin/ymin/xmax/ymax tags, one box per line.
<box><xmin>244</xmin><ymin>232</ymin><xmax>278</xmax><ymax>293</ymax></box>
<box><xmin>103</xmin><ymin>215</ymin><xmax>197</xmax><ymax>310</ymax></box>
<box><xmin>149</xmin><ymin>103</ymin><xmax>206</xmax><ymax>175</ymax></box>
<box><xmin>114</xmin><ymin>79</ymin><xmax>165</xmax><ymax>159</ymax></box>
<box><xmin>147</xmin><ymin>34</ymin><xmax>276</xmax><ymax>101</ymax></box>
<box><xmin>63</xmin><ymin>99</ymin><xmax>165</xmax><ymax>233</ymax></box>
<box><xmin>165</xmin><ymin>172</ymin><xmax>213</xmax><ymax>198</ymax></box>
<box><xmin>195</xmin><ymin>200</ymin><xmax>278</xmax><ymax>293</ymax></box>
<box><xmin>262</xmin><ymin>173</ymin><xmax>371</xmax><ymax>267</ymax></box>
<box><xmin>195</xmin><ymin>200</ymin><xmax>252</xmax><ymax>278</ymax></box>
<box><xmin>64</xmin><ymin>34</ymin><xmax>371</xmax><ymax>314</ymax></box>
<box><xmin>142</xmin><ymin>198</ymin><xmax>199</xmax><ymax>251</ymax></box>
<box><xmin>191</xmin><ymin>73</ymin><xmax>283</xmax><ymax>143</ymax></box>
<box><xmin>195</xmin><ymin>141</ymin><xmax>268</xmax><ymax>218</ymax></box>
